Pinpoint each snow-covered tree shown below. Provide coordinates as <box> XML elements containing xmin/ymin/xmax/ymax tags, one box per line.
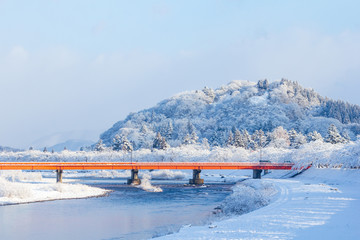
<box><xmin>95</xmin><ymin>139</ymin><xmax>106</xmax><ymax>152</ymax></box>
<box><xmin>162</xmin><ymin>121</ymin><xmax>173</xmax><ymax>140</ymax></box>
<box><xmin>120</xmin><ymin>136</ymin><xmax>133</xmax><ymax>152</ymax></box>
<box><xmin>268</xmin><ymin>126</ymin><xmax>290</xmax><ymax>148</ymax></box>
<box><xmin>233</xmin><ymin>129</ymin><xmax>245</xmax><ymax>148</ymax></box>
<box><xmin>226</xmin><ymin>131</ymin><xmax>234</xmax><ymax>147</ymax></box>
<box><xmin>153</xmin><ymin>132</ymin><xmax>169</xmax><ymax>150</ymax></box>
<box><xmin>341</xmin><ymin>130</ymin><xmax>351</xmax><ymax>143</ymax></box>
<box><xmin>183</xmin><ymin>134</ymin><xmax>191</xmax><ymax>145</ymax></box>
<box><xmin>160</xmin><ymin>137</ymin><xmax>169</xmax><ymax>150</ymax></box>
<box><xmin>112</xmin><ymin>135</ymin><xmax>122</xmax><ymax>151</ymax></box>
<box><xmin>288</xmin><ymin>129</ymin><xmax>306</xmax><ymax>148</ymax></box>
<box><xmin>183</xmin><ymin>132</ymin><xmax>199</xmax><ymax>145</ymax></box>
<box><xmin>140</xmin><ymin>124</ymin><xmax>148</xmax><ymax>136</ymax></box>
<box><xmin>202</xmin><ymin>138</ymin><xmax>210</xmax><ymax>149</ymax></box>
<box><xmin>307</xmin><ymin>131</ymin><xmax>323</xmax><ymax>142</ymax></box>
<box><xmin>294</xmin><ymin>133</ymin><xmax>306</xmax><ymax>148</ymax></box>
<box><xmin>43</xmin><ymin>147</ymin><xmax>47</xmax><ymax>152</ymax></box>
<box><xmin>288</xmin><ymin>129</ymin><xmax>297</xmax><ymax>146</ymax></box>
<box><xmin>187</xmin><ymin>120</ymin><xmax>195</xmax><ymax>134</ymax></box>
<box><xmin>257</xmin><ymin>79</ymin><xmax>269</xmax><ymax>90</ymax></box>
<box><xmin>251</xmin><ymin>129</ymin><xmax>266</xmax><ymax>149</ymax></box>
<box><xmin>325</xmin><ymin>124</ymin><xmax>346</xmax><ymax>144</ymax></box>
<box><xmin>242</xmin><ymin>130</ymin><xmax>251</xmax><ymax>149</ymax></box>
<box><xmin>202</xmin><ymin>86</ymin><xmax>216</xmax><ymax>103</ymax></box>
<box><xmin>191</xmin><ymin>131</ymin><xmax>199</xmax><ymax>143</ymax></box>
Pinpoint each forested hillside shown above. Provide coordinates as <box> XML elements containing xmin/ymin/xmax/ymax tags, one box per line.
<box><xmin>98</xmin><ymin>79</ymin><xmax>360</xmax><ymax>150</ymax></box>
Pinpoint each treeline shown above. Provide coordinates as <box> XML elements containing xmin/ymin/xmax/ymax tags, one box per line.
<box><xmin>320</xmin><ymin>99</ymin><xmax>360</xmax><ymax>124</ymax></box>
<box><xmin>93</xmin><ymin>124</ymin><xmax>349</xmax><ymax>152</ymax></box>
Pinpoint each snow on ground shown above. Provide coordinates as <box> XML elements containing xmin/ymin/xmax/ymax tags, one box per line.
<box><xmin>0</xmin><ymin>171</ymin><xmax>109</xmax><ymax>205</ymax></box>
<box><xmin>155</xmin><ymin>168</ymin><xmax>360</xmax><ymax>240</ymax></box>
<box><xmin>2</xmin><ymin>140</ymin><xmax>360</xmax><ymax>168</ymax></box>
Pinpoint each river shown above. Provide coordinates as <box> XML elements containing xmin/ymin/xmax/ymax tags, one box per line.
<box><xmin>0</xmin><ymin>178</ymin><xmax>233</xmax><ymax>240</ymax></box>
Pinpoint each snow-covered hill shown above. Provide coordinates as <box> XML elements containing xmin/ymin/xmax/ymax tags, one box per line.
<box><xmin>99</xmin><ymin>79</ymin><xmax>360</xmax><ymax>149</ymax></box>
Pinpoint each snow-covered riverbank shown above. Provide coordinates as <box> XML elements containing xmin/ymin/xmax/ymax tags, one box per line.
<box><xmin>0</xmin><ymin>171</ymin><xmax>109</xmax><ymax>205</ymax></box>
<box><xmin>156</xmin><ymin>168</ymin><xmax>360</xmax><ymax>240</ymax></box>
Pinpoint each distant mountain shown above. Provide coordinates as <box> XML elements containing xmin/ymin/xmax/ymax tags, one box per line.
<box><xmin>31</xmin><ymin>130</ymin><xmax>99</xmax><ymax>149</ymax></box>
<box><xmin>48</xmin><ymin>139</ymin><xmax>95</xmax><ymax>152</ymax></box>
<box><xmin>0</xmin><ymin>145</ymin><xmax>22</xmax><ymax>152</ymax></box>
<box><xmin>99</xmin><ymin>79</ymin><xmax>360</xmax><ymax>149</ymax></box>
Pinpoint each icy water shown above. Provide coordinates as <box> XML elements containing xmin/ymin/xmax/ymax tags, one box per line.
<box><xmin>0</xmin><ymin>178</ymin><xmax>233</xmax><ymax>240</ymax></box>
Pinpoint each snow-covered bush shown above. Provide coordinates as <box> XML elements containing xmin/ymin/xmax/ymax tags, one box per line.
<box><xmin>219</xmin><ymin>180</ymin><xmax>277</xmax><ymax>215</ymax></box>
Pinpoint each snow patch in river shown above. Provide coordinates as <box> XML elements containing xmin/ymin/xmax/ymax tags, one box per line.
<box><xmin>0</xmin><ymin>170</ymin><xmax>109</xmax><ymax>205</ymax></box>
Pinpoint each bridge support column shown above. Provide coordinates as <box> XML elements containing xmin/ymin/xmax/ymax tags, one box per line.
<box><xmin>56</xmin><ymin>170</ymin><xmax>63</xmax><ymax>183</ymax></box>
<box><xmin>127</xmin><ymin>169</ymin><xmax>141</xmax><ymax>185</ymax></box>
<box><xmin>189</xmin><ymin>169</ymin><xmax>204</xmax><ymax>185</ymax></box>
<box><xmin>253</xmin><ymin>169</ymin><xmax>262</xmax><ymax>179</ymax></box>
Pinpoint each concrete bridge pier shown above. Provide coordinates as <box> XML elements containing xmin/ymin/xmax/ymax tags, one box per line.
<box><xmin>127</xmin><ymin>169</ymin><xmax>141</xmax><ymax>185</ymax></box>
<box><xmin>189</xmin><ymin>169</ymin><xmax>204</xmax><ymax>185</ymax></box>
<box><xmin>253</xmin><ymin>169</ymin><xmax>262</xmax><ymax>179</ymax></box>
<box><xmin>56</xmin><ymin>169</ymin><xmax>63</xmax><ymax>183</ymax></box>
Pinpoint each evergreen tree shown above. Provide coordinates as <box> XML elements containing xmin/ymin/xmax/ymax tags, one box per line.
<box><xmin>140</xmin><ymin>124</ymin><xmax>148</xmax><ymax>135</ymax></box>
<box><xmin>160</xmin><ymin>137</ymin><xmax>169</xmax><ymax>150</ymax></box>
<box><xmin>293</xmin><ymin>132</ymin><xmax>307</xmax><ymax>148</ymax></box>
<box><xmin>226</xmin><ymin>131</ymin><xmax>234</xmax><ymax>147</ymax></box>
<box><xmin>187</xmin><ymin>120</ymin><xmax>195</xmax><ymax>134</ymax></box>
<box><xmin>112</xmin><ymin>135</ymin><xmax>122</xmax><ymax>151</ymax></box>
<box><xmin>162</xmin><ymin>121</ymin><xmax>173</xmax><ymax>140</ymax></box>
<box><xmin>342</xmin><ymin>131</ymin><xmax>351</xmax><ymax>143</ymax></box>
<box><xmin>153</xmin><ymin>132</ymin><xmax>169</xmax><ymax>150</ymax></box>
<box><xmin>95</xmin><ymin>139</ymin><xmax>106</xmax><ymax>152</ymax></box>
<box><xmin>233</xmin><ymin>129</ymin><xmax>245</xmax><ymax>148</ymax></box>
<box><xmin>325</xmin><ymin>124</ymin><xmax>346</xmax><ymax>144</ymax></box>
<box><xmin>307</xmin><ymin>131</ymin><xmax>323</xmax><ymax>142</ymax></box>
<box><xmin>120</xmin><ymin>135</ymin><xmax>133</xmax><ymax>152</ymax></box>
<box><xmin>288</xmin><ymin>129</ymin><xmax>298</xmax><ymax>147</ymax></box>
<box><xmin>191</xmin><ymin>131</ymin><xmax>199</xmax><ymax>143</ymax></box>
<box><xmin>202</xmin><ymin>138</ymin><xmax>210</xmax><ymax>149</ymax></box>
<box><xmin>257</xmin><ymin>79</ymin><xmax>269</xmax><ymax>90</ymax></box>
<box><xmin>183</xmin><ymin>134</ymin><xmax>191</xmax><ymax>145</ymax></box>
<box><xmin>183</xmin><ymin>132</ymin><xmax>198</xmax><ymax>145</ymax></box>
<box><xmin>242</xmin><ymin>130</ymin><xmax>251</xmax><ymax>149</ymax></box>
<box><xmin>43</xmin><ymin>147</ymin><xmax>47</xmax><ymax>153</ymax></box>
<box><xmin>251</xmin><ymin>129</ymin><xmax>266</xmax><ymax>149</ymax></box>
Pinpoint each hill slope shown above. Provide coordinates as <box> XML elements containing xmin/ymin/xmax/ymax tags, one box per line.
<box><xmin>99</xmin><ymin>79</ymin><xmax>360</xmax><ymax>149</ymax></box>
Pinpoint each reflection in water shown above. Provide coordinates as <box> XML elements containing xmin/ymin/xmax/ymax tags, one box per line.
<box><xmin>0</xmin><ymin>179</ymin><xmax>232</xmax><ymax>240</ymax></box>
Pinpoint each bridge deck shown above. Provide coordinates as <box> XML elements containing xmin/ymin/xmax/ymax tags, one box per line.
<box><xmin>0</xmin><ymin>162</ymin><xmax>294</xmax><ymax>170</ymax></box>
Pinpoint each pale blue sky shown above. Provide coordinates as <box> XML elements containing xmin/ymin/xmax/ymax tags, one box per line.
<box><xmin>0</xmin><ymin>0</ymin><xmax>360</xmax><ymax>148</ymax></box>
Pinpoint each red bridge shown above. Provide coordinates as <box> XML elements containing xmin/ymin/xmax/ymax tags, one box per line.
<box><xmin>0</xmin><ymin>162</ymin><xmax>295</xmax><ymax>185</ymax></box>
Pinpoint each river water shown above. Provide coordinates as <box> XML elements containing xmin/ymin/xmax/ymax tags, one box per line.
<box><xmin>0</xmin><ymin>178</ymin><xmax>233</xmax><ymax>240</ymax></box>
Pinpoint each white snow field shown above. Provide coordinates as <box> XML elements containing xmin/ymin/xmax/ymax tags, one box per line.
<box><xmin>0</xmin><ymin>170</ymin><xmax>109</xmax><ymax>205</ymax></box>
<box><xmin>156</xmin><ymin>168</ymin><xmax>360</xmax><ymax>240</ymax></box>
